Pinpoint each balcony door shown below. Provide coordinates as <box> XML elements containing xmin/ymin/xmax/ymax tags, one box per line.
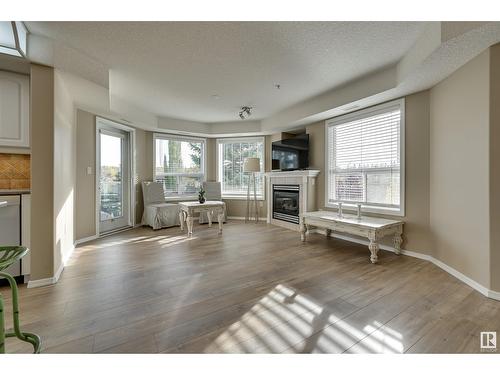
<box><xmin>97</xmin><ymin>118</ymin><xmax>133</xmax><ymax>234</ymax></box>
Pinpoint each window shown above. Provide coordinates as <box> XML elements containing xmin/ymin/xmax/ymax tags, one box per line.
<box><xmin>325</xmin><ymin>99</ymin><xmax>405</xmax><ymax>215</ymax></box>
<box><xmin>154</xmin><ymin>134</ymin><xmax>206</xmax><ymax>199</ymax></box>
<box><xmin>217</xmin><ymin>137</ymin><xmax>265</xmax><ymax>199</ymax></box>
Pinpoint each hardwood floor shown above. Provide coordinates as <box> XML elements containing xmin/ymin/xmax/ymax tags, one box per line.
<box><xmin>1</xmin><ymin>221</ymin><xmax>499</xmax><ymax>354</ymax></box>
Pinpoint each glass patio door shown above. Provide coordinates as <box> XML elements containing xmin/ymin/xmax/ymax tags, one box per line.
<box><xmin>98</xmin><ymin>126</ymin><xmax>131</xmax><ymax>234</ymax></box>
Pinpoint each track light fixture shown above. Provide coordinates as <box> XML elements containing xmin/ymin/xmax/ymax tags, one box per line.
<box><xmin>239</xmin><ymin>106</ymin><xmax>252</xmax><ymax>120</ymax></box>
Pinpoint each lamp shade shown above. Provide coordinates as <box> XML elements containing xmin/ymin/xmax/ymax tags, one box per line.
<box><xmin>243</xmin><ymin>157</ymin><xmax>261</xmax><ymax>173</ymax></box>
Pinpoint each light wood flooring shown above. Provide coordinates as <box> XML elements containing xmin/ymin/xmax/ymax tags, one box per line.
<box><xmin>1</xmin><ymin>221</ymin><xmax>500</xmax><ymax>354</ymax></box>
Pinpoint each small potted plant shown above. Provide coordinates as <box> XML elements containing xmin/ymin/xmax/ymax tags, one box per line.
<box><xmin>198</xmin><ymin>186</ymin><xmax>206</xmax><ymax>204</ymax></box>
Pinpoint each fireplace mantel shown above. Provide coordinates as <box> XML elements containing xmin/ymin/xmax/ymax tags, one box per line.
<box><xmin>265</xmin><ymin>170</ymin><xmax>320</xmax><ymax>231</ymax></box>
<box><xmin>264</xmin><ymin>170</ymin><xmax>320</xmax><ymax>178</ymax></box>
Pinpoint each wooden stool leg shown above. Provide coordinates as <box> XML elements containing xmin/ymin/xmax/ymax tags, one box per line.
<box><xmin>0</xmin><ymin>294</ymin><xmax>5</xmax><ymax>354</ymax></box>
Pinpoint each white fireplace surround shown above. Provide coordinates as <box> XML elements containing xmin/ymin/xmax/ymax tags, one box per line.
<box><xmin>264</xmin><ymin>170</ymin><xmax>320</xmax><ymax>231</ymax></box>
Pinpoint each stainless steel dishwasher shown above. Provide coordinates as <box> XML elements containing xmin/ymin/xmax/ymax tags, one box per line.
<box><xmin>0</xmin><ymin>195</ymin><xmax>22</xmax><ymax>277</ymax></box>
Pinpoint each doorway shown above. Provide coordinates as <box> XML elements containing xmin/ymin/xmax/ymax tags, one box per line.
<box><xmin>96</xmin><ymin>117</ymin><xmax>135</xmax><ymax>234</ymax></box>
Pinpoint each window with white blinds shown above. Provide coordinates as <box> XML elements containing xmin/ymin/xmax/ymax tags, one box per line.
<box><xmin>325</xmin><ymin>99</ymin><xmax>404</xmax><ymax>215</ymax></box>
<box><xmin>153</xmin><ymin>134</ymin><xmax>206</xmax><ymax>199</ymax></box>
<box><xmin>217</xmin><ymin>137</ymin><xmax>265</xmax><ymax>199</ymax></box>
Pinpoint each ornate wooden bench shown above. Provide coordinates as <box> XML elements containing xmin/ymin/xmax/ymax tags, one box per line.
<box><xmin>300</xmin><ymin>211</ymin><xmax>404</xmax><ymax>264</ymax></box>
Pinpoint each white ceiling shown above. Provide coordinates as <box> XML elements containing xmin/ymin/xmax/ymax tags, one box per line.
<box><xmin>25</xmin><ymin>22</ymin><xmax>426</xmax><ymax>123</ymax></box>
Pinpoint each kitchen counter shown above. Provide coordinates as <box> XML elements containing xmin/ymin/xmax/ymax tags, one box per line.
<box><xmin>0</xmin><ymin>189</ymin><xmax>31</xmax><ymax>195</ymax></box>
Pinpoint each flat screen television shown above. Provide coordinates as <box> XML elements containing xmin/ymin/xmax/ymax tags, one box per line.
<box><xmin>272</xmin><ymin>134</ymin><xmax>309</xmax><ymax>171</ymax></box>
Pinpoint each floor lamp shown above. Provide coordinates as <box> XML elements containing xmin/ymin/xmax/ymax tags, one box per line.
<box><xmin>243</xmin><ymin>157</ymin><xmax>260</xmax><ymax>223</ymax></box>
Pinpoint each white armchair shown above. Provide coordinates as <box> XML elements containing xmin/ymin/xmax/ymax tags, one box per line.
<box><xmin>141</xmin><ymin>181</ymin><xmax>180</xmax><ymax>230</ymax></box>
<box><xmin>198</xmin><ymin>181</ymin><xmax>227</xmax><ymax>224</ymax></box>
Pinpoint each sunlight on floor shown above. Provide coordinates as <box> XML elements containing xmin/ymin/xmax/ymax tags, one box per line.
<box><xmin>204</xmin><ymin>284</ymin><xmax>404</xmax><ymax>353</ymax></box>
<box><xmin>70</xmin><ymin>233</ymin><xmax>197</xmax><ymax>262</ymax></box>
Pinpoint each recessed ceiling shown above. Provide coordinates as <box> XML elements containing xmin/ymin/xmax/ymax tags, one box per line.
<box><xmin>25</xmin><ymin>21</ymin><xmax>426</xmax><ymax>123</ymax></box>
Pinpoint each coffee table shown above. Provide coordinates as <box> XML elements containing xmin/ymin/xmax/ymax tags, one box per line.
<box><xmin>300</xmin><ymin>211</ymin><xmax>404</xmax><ymax>264</ymax></box>
<box><xmin>179</xmin><ymin>201</ymin><xmax>225</xmax><ymax>237</ymax></box>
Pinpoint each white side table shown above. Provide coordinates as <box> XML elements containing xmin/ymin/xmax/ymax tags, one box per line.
<box><xmin>179</xmin><ymin>201</ymin><xmax>225</xmax><ymax>237</ymax></box>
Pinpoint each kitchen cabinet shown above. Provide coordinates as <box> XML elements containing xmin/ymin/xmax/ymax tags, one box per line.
<box><xmin>0</xmin><ymin>71</ymin><xmax>30</xmax><ymax>148</ymax></box>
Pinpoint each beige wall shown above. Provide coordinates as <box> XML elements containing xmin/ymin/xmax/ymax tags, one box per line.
<box><xmin>53</xmin><ymin>70</ymin><xmax>76</xmax><ymax>273</ymax></box>
<box><xmin>30</xmin><ymin>64</ymin><xmax>55</xmax><ymax>280</ymax></box>
<box><xmin>75</xmin><ymin>110</ymin><xmax>96</xmax><ymax>239</ymax></box>
<box><xmin>490</xmin><ymin>44</ymin><xmax>500</xmax><ymax>291</ymax></box>
<box><xmin>304</xmin><ymin>91</ymin><xmax>432</xmax><ymax>254</ymax></box>
<box><xmin>206</xmin><ymin>138</ymin><xmax>216</xmax><ymax>181</ymax></box>
<box><xmin>75</xmin><ymin>109</ymin><xmax>151</xmax><ymax>241</ymax></box>
<box><xmin>134</xmin><ymin>128</ymin><xmax>151</xmax><ymax>225</ymax></box>
<box><xmin>429</xmin><ymin>50</ymin><xmax>491</xmax><ymax>288</ymax></box>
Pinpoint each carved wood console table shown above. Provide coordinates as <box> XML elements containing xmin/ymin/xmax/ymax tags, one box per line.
<box><xmin>300</xmin><ymin>211</ymin><xmax>404</xmax><ymax>264</ymax></box>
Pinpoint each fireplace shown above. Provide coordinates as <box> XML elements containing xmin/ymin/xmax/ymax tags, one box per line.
<box><xmin>273</xmin><ymin>185</ymin><xmax>300</xmax><ymax>224</ymax></box>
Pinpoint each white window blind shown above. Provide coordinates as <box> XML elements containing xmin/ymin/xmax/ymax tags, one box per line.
<box><xmin>326</xmin><ymin>100</ymin><xmax>404</xmax><ymax>214</ymax></box>
<box><xmin>217</xmin><ymin>137</ymin><xmax>265</xmax><ymax>198</ymax></box>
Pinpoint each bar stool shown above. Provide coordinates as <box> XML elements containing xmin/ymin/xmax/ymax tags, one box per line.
<box><xmin>0</xmin><ymin>246</ymin><xmax>41</xmax><ymax>353</ymax></box>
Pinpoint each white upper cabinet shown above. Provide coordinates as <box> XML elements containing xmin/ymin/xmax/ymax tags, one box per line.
<box><xmin>0</xmin><ymin>71</ymin><xmax>29</xmax><ymax>148</ymax></box>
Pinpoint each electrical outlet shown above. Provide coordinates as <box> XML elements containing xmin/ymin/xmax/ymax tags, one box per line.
<box><xmin>86</xmin><ymin>166</ymin><xmax>92</xmax><ymax>175</ymax></box>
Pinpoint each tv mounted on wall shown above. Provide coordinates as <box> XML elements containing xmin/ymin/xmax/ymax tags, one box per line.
<box><xmin>271</xmin><ymin>133</ymin><xmax>309</xmax><ymax>171</ymax></box>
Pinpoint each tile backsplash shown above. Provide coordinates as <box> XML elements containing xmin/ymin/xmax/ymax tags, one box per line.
<box><xmin>0</xmin><ymin>153</ymin><xmax>31</xmax><ymax>190</ymax></box>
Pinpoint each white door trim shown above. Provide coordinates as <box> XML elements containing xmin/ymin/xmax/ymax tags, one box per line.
<box><xmin>95</xmin><ymin>117</ymin><xmax>136</xmax><ymax>237</ymax></box>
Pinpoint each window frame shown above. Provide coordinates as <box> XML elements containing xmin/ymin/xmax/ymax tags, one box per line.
<box><xmin>216</xmin><ymin>136</ymin><xmax>266</xmax><ymax>200</ymax></box>
<box><xmin>153</xmin><ymin>133</ymin><xmax>207</xmax><ymax>201</ymax></box>
<box><xmin>324</xmin><ymin>98</ymin><xmax>405</xmax><ymax>217</ymax></box>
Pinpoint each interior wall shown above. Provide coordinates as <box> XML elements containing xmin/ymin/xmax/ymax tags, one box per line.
<box><xmin>304</xmin><ymin>90</ymin><xmax>432</xmax><ymax>254</ymax></box>
<box><xmin>53</xmin><ymin>70</ymin><xmax>76</xmax><ymax>272</ymax></box>
<box><xmin>30</xmin><ymin>64</ymin><xmax>55</xmax><ymax>280</ymax></box>
<box><xmin>75</xmin><ymin>109</ymin><xmax>96</xmax><ymax>239</ymax></box>
<box><xmin>206</xmin><ymin>138</ymin><xmax>216</xmax><ymax>181</ymax></box>
<box><xmin>429</xmin><ymin>49</ymin><xmax>491</xmax><ymax>288</ymax></box>
<box><xmin>134</xmin><ymin>128</ymin><xmax>151</xmax><ymax>224</ymax></box>
<box><xmin>489</xmin><ymin>44</ymin><xmax>500</xmax><ymax>292</ymax></box>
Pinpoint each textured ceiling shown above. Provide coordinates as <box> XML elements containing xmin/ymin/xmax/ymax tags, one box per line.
<box><xmin>25</xmin><ymin>22</ymin><xmax>426</xmax><ymax>123</ymax></box>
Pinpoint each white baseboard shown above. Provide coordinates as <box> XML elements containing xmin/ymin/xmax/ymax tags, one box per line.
<box><xmin>27</xmin><ymin>261</ymin><xmax>64</xmax><ymax>288</ymax></box>
<box><xmin>74</xmin><ymin>234</ymin><xmax>98</xmax><ymax>246</ymax></box>
<box><xmin>431</xmin><ymin>256</ymin><xmax>491</xmax><ymax>298</ymax></box>
<box><xmin>227</xmin><ymin>216</ymin><xmax>267</xmax><ymax>221</ymax></box>
<box><xmin>313</xmin><ymin>229</ymin><xmax>500</xmax><ymax>301</ymax></box>
<box><xmin>27</xmin><ymin>276</ymin><xmax>56</xmax><ymax>288</ymax></box>
<box><xmin>488</xmin><ymin>289</ymin><xmax>500</xmax><ymax>300</ymax></box>
<box><xmin>27</xmin><ymin>242</ymin><xmax>74</xmax><ymax>289</ymax></box>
